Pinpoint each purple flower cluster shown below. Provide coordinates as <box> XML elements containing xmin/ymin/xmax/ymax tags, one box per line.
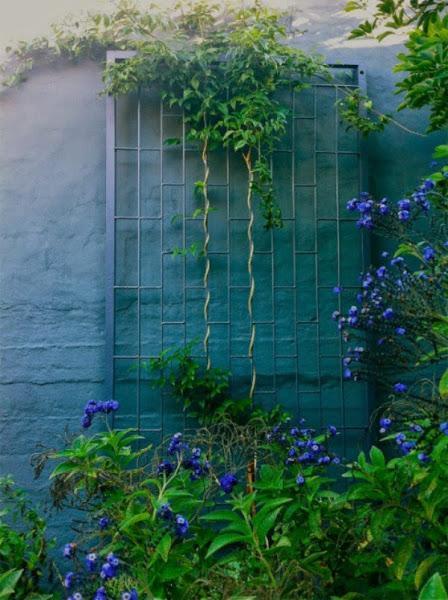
<box><xmin>183</xmin><ymin>446</ymin><xmax>211</xmax><ymax>480</ymax></box>
<box><xmin>346</xmin><ymin>182</ymin><xmax>433</xmax><ymax>229</ymax></box>
<box><xmin>342</xmin><ymin>346</ymin><xmax>365</xmax><ymax>381</ymax></box>
<box><xmin>157</xmin><ymin>502</ymin><xmax>189</xmax><ymax>537</ymax></box>
<box><xmin>266</xmin><ymin>419</ymin><xmax>341</xmax><ymax>485</ymax></box>
<box><xmin>157</xmin><ymin>434</ymin><xmax>211</xmax><ymax>482</ymax></box>
<box><xmin>100</xmin><ymin>552</ymin><xmax>119</xmax><ymax>580</ymax></box>
<box><xmin>82</xmin><ymin>399</ymin><xmax>119</xmax><ymax>429</ymax></box>
<box><xmin>379</xmin><ymin>416</ymin><xmax>448</xmax><ymax>460</ymax></box>
<box><xmin>167</xmin><ymin>432</ymin><xmax>187</xmax><ymax>455</ymax></box>
<box><xmin>62</xmin><ymin>519</ymin><xmax>133</xmax><ymax>600</ymax></box>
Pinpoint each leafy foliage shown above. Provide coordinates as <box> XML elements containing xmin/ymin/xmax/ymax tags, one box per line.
<box><xmin>345</xmin><ymin>0</ymin><xmax>448</xmax><ymax>132</ymax></box>
<box><xmin>395</xmin><ymin>15</ymin><xmax>448</xmax><ymax>131</ymax></box>
<box><xmin>0</xmin><ymin>478</ymin><xmax>54</xmax><ymax>599</ymax></box>
<box><xmin>338</xmin><ymin>88</ymin><xmax>392</xmax><ymax>136</ymax></box>
<box><xmin>144</xmin><ymin>342</ymin><xmax>231</xmax><ymax>423</ymax></box>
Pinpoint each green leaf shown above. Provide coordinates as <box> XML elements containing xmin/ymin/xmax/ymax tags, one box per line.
<box><xmin>419</xmin><ymin>573</ymin><xmax>448</xmax><ymax>600</ymax></box>
<box><xmin>253</xmin><ymin>506</ymin><xmax>283</xmax><ymax>542</ymax></box>
<box><xmin>205</xmin><ymin>533</ymin><xmax>250</xmax><ymax>559</ymax></box>
<box><xmin>391</xmin><ymin>537</ymin><xmax>414</xmax><ymax>580</ymax></box>
<box><xmin>369</xmin><ymin>446</ymin><xmax>386</xmax><ymax>467</ymax></box>
<box><xmin>201</xmin><ymin>510</ymin><xmax>246</xmax><ymax>524</ymax></box>
<box><xmin>0</xmin><ymin>569</ymin><xmax>23</xmax><ymax>599</ymax></box>
<box><xmin>155</xmin><ymin>533</ymin><xmax>172</xmax><ymax>562</ymax></box>
<box><xmin>438</xmin><ymin>368</ymin><xmax>448</xmax><ymax>400</ymax></box>
<box><xmin>433</xmin><ymin>145</ymin><xmax>448</xmax><ymax>159</ymax></box>
<box><xmin>415</xmin><ymin>556</ymin><xmax>440</xmax><ymax>590</ymax></box>
<box><xmin>119</xmin><ymin>512</ymin><xmax>152</xmax><ymax>530</ymax></box>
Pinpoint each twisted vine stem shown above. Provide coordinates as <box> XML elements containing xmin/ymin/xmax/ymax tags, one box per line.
<box><xmin>243</xmin><ymin>150</ymin><xmax>257</xmax><ymax>400</ymax></box>
<box><xmin>201</xmin><ymin>136</ymin><xmax>212</xmax><ymax>370</ymax></box>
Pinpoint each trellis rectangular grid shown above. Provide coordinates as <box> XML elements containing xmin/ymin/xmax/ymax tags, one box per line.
<box><xmin>106</xmin><ymin>51</ymin><xmax>371</xmax><ymax>458</ymax></box>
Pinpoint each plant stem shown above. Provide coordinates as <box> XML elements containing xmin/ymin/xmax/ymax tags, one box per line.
<box><xmin>243</xmin><ymin>149</ymin><xmax>257</xmax><ymax>400</ymax></box>
<box><xmin>201</xmin><ymin>133</ymin><xmax>211</xmax><ymax>370</ymax></box>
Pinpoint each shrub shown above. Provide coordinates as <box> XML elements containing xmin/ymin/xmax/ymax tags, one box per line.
<box><xmin>0</xmin><ymin>477</ymin><xmax>54</xmax><ymax>599</ymax></box>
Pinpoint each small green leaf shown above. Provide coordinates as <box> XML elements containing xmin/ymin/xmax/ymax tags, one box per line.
<box><xmin>155</xmin><ymin>533</ymin><xmax>172</xmax><ymax>562</ymax></box>
<box><xmin>369</xmin><ymin>446</ymin><xmax>385</xmax><ymax>467</ymax></box>
<box><xmin>415</xmin><ymin>556</ymin><xmax>440</xmax><ymax>590</ymax></box>
<box><xmin>205</xmin><ymin>533</ymin><xmax>249</xmax><ymax>558</ymax></box>
<box><xmin>419</xmin><ymin>573</ymin><xmax>448</xmax><ymax>600</ymax></box>
<box><xmin>439</xmin><ymin>369</ymin><xmax>448</xmax><ymax>400</ymax></box>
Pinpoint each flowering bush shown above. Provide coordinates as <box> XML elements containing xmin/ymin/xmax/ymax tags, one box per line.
<box><xmin>333</xmin><ymin>154</ymin><xmax>448</xmax><ymax>421</ymax></box>
<box><xmin>35</xmin><ymin>402</ymin><xmax>448</xmax><ymax>599</ymax></box>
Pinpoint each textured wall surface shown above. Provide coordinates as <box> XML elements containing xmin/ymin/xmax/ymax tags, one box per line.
<box><xmin>0</xmin><ymin>61</ymin><xmax>106</xmax><ymax>496</ymax></box>
<box><xmin>0</xmin><ymin>1</ymin><xmax>443</xmax><ymax>518</ymax></box>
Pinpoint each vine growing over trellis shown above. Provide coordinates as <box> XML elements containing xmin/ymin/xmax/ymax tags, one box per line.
<box><xmin>1</xmin><ymin>0</ymin><xmax>327</xmax><ymax>400</ymax></box>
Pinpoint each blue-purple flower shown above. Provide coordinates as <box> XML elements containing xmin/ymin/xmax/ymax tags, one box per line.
<box><xmin>64</xmin><ymin>572</ymin><xmax>75</xmax><ymax>589</ymax></box>
<box><xmin>379</xmin><ymin>417</ymin><xmax>392</xmax><ymax>434</ymax></box>
<box><xmin>423</xmin><ymin>245</ymin><xmax>435</xmax><ymax>261</ymax></box>
<box><xmin>440</xmin><ymin>422</ymin><xmax>448</xmax><ymax>435</ymax></box>
<box><xmin>296</xmin><ymin>474</ymin><xmax>305</xmax><ymax>486</ymax></box>
<box><xmin>418</xmin><ymin>452</ymin><xmax>430</xmax><ymax>463</ymax></box>
<box><xmin>100</xmin><ymin>553</ymin><xmax>119</xmax><ymax>580</ymax></box>
<box><xmin>382</xmin><ymin>308</ymin><xmax>394</xmax><ymax>320</ymax></box>
<box><xmin>175</xmin><ymin>514</ymin><xmax>189</xmax><ymax>537</ymax></box>
<box><xmin>158</xmin><ymin>503</ymin><xmax>174</xmax><ymax>521</ymax></box>
<box><xmin>63</xmin><ymin>543</ymin><xmax>76</xmax><ymax>558</ymax></box>
<box><xmin>393</xmin><ymin>383</ymin><xmax>408</xmax><ymax>394</ymax></box>
<box><xmin>157</xmin><ymin>460</ymin><xmax>175</xmax><ymax>476</ymax></box>
<box><xmin>219</xmin><ymin>473</ymin><xmax>238</xmax><ymax>494</ymax></box>
<box><xmin>122</xmin><ymin>591</ymin><xmax>138</xmax><ymax>600</ymax></box>
<box><xmin>99</xmin><ymin>516</ymin><xmax>110</xmax><ymax>530</ymax></box>
<box><xmin>85</xmin><ymin>552</ymin><xmax>98</xmax><ymax>573</ymax></box>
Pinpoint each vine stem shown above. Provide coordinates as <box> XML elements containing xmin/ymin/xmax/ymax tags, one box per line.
<box><xmin>201</xmin><ymin>135</ymin><xmax>211</xmax><ymax>370</ymax></box>
<box><xmin>243</xmin><ymin>150</ymin><xmax>256</xmax><ymax>400</ymax></box>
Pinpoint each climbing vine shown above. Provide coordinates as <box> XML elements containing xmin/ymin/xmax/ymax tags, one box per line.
<box><xmin>1</xmin><ymin>0</ymin><xmax>327</xmax><ymax>399</ymax></box>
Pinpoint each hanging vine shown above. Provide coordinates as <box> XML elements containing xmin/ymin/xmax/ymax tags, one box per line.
<box><xmin>2</xmin><ymin>0</ymin><xmax>328</xmax><ymax>402</ymax></box>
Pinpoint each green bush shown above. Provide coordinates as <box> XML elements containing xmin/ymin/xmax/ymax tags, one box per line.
<box><xmin>0</xmin><ymin>477</ymin><xmax>54</xmax><ymax>599</ymax></box>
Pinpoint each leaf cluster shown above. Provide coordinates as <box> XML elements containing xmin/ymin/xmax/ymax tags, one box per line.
<box><xmin>0</xmin><ymin>477</ymin><xmax>54</xmax><ymax>599</ymax></box>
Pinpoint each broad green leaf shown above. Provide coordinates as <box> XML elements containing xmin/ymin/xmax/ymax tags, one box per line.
<box><xmin>205</xmin><ymin>533</ymin><xmax>250</xmax><ymax>559</ymax></box>
<box><xmin>0</xmin><ymin>569</ymin><xmax>22</xmax><ymax>599</ymax></box>
<box><xmin>201</xmin><ymin>510</ymin><xmax>245</xmax><ymax>524</ymax></box>
<box><xmin>415</xmin><ymin>556</ymin><xmax>440</xmax><ymax>590</ymax></box>
<box><xmin>253</xmin><ymin>506</ymin><xmax>283</xmax><ymax>542</ymax></box>
<box><xmin>438</xmin><ymin>368</ymin><xmax>448</xmax><ymax>400</ymax></box>
<box><xmin>433</xmin><ymin>145</ymin><xmax>448</xmax><ymax>159</ymax></box>
<box><xmin>369</xmin><ymin>446</ymin><xmax>386</xmax><ymax>467</ymax></box>
<box><xmin>391</xmin><ymin>538</ymin><xmax>414</xmax><ymax>580</ymax></box>
<box><xmin>419</xmin><ymin>573</ymin><xmax>448</xmax><ymax>600</ymax></box>
<box><xmin>119</xmin><ymin>512</ymin><xmax>152</xmax><ymax>530</ymax></box>
<box><xmin>155</xmin><ymin>533</ymin><xmax>172</xmax><ymax>562</ymax></box>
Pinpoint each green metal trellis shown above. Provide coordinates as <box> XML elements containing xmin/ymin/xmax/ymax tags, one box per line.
<box><xmin>106</xmin><ymin>53</ymin><xmax>371</xmax><ymax>458</ymax></box>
